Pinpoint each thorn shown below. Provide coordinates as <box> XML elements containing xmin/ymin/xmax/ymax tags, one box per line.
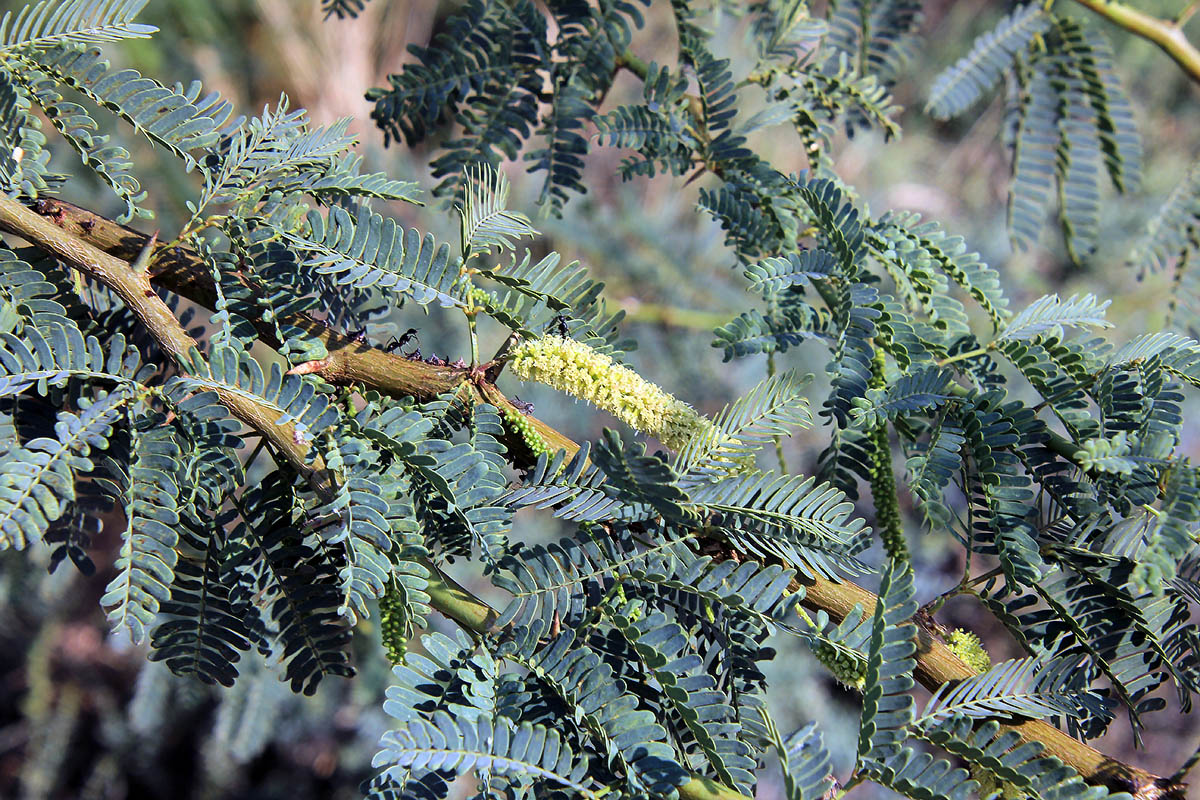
<box><xmin>131</xmin><ymin>230</ymin><xmax>158</xmax><ymax>274</ymax></box>
<box><xmin>484</xmin><ymin>332</ymin><xmax>521</xmax><ymax>382</ymax></box>
<box><xmin>287</xmin><ymin>358</ymin><xmax>332</xmax><ymax>375</ymax></box>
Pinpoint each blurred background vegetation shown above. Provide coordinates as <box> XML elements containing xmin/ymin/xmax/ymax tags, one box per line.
<box><xmin>0</xmin><ymin>1</ymin><xmax>1198</xmax><ymax>798</ymax></box>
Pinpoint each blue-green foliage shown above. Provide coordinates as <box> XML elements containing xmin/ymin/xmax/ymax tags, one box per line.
<box><xmin>776</xmin><ymin>720</ymin><xmax>833</xmax><ymax>800</ymax></box>
<box><xmin>19</xmin><ymin>71</ymin><xmax>146</xmax><ymax>220</ymax></box>
<box><xmin>981</xmin><ymin>557</ymin><xmax>1200</xmax><ymax>743</ymax></box>
<box><xmin>518</xmin><ymin>628</ymin><xmax>687</xmax><ymax>790</ymax></box>
<box><xmin>101</xmin><ymin>412</ymin><xmax>182</xmax><ymax>643</ymax></box>
<box><xmin>930</xmin><ymin>7</ymin><xmax>1141</xmax><ymax>262</ymax></box>
<box><xmin>149</xmin><ymin>505</ymin><xmax>249</xmax><ymax>687</ymax></box>
<box><xmin>366</xmin><ymin>0</ymin><xmax>648</xmax><ymax>211</ymax></box>
<box><xmin>0</xmin><ymin>384</ymin><xmax>129</xmax><ymax>549</ymax></box>
<box><xmin>192</xmin><ymin>98</ymin><xmax>421</xmax><ymax>223</ymax></box>
<box><xmin>1130</xmin><ymin>162</ymin><xmax>1200</xmax><ymax>340</ymax></box>
<box><xmin>824</xmin><ymin>0</ymin><xmax>923</xmax><ymax>88</ymax></box>
<box><xmin>606</xmin><ymin>603</ymin><xmax>758</xmax><ymax>793</ymax></box>
<box><xmin>350</xmin><ymin>0</ymin><xmax>1200</xmax><ymax>776</ymax></box>
<box><xmin>15</xmin><ymin>44</ymin><xmax>233</xmax><ymax>167</ymax></box>
<box><xmin>857</xmin><ymin>560</ymin><xmax>918</xmax><ymax>764</ymax></box>
<box><xmin>921</xmin><ymin>716</ymin><xmax>1121</xmax><ymax>800</ymax></box>
<box><xmin>856</xmin><ymin>561</ymin><xmax>981</xmax><ymax>800</ymax></box>
<box><xmin>918</xmin><ymin>656</ymin><xmax>1112</xmax><ymax>725</ymax></box>
<box><xmin>674</xmin><ymin>368</ymin><xmax>814</xmax><ymax>478</ymax></box>
<box><xmin>926</xmin><ymin>3</ymin><xmax>1051</xmax><ymax>119</ymax></box>
<box><xmin>290</xmin><ymin>205</ymin><xmax>467</xmax><ymax>310</ymax></box>
<box><xmin>499</xmin><ymin>443</ymin><xmax>631</xmax><ymax>522</ymax></box>
<box><xmin>0</xmin><ymin>1</ymin><xmax>155</xmax><ymax>51</ymax></box>
<box><xmin>321</xmin><ymin>0</ymin><xmax>369</xmax><ymax>20</ymax></box>
<box><xmin>374</xmin><ymin>712</ymin><xmax>597</xmax><ymax>798</ymax></box>
<box><xmin>0</xmin><ymin>2</ymin><xmax>1196</xmax><ymax>800</ymax></box>
<box><xmin>685</xmin><ymin>469</ymin><xmax>868</xmax><ymax>579</ymax></box>
<box><xmin>479</xmin><ymin>247</ymin><xmax>630</xmax><ymax>357</ymax></box>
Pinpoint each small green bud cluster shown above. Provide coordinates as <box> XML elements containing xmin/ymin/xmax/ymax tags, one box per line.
<box><xmin>502</xmin><ymin>404</ymin><xmax>549</xmax><ymax>457</ymax></box>
<box><xmin>868</xmin><ymin>350</ymin><xmax>908</xmax><ymax>560</ymax></box>
<box><xmin>946</xmin><ymin>629</ymin><xmax>991</xmax><ymax>674</ymax></box>
<box><xmin>468</xmin><ymin>286</ymin><xmax>491</xmax><ymax>313</ymax></box>
<box><xmin>379</xmin><ymin>582</ymin><xmax>407</xmax><ymax>665</ymax></box>
<box><xmin>971</xmin><ymin>765</ymin><xmax>1029</xmax><ymax>800</ymax></box>
<box><xmin>811</xmin><ymin>640</ymin><xmax>866</xmax><ymax>690</ymax></box>
<box><xmin>508</xmin><ymin>335</ymin><xmax>716</xmax><ymax>451</ymax></box>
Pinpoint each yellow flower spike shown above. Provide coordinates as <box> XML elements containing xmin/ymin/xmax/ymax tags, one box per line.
<box><xmin>946</xmin><ymin>629</ymin><xmax>991</xmax><ymax>674</ymax></box>
<box><xmin>508</xmin><ymin>336</ymin><xmax>714</xmax><ymax>451</ymax></box>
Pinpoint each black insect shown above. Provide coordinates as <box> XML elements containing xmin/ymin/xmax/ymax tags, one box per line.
<box><xmin>385</xmin><ymin>328</ymin><xmax>419</xmax><ymax>354</ymax></box>
<box><xmin>35</xmin><ymin>198</ymin><xmax>64</xmax><ymax>223</ymax></box>
<box><xmin>513</xmin><ymin>396</ymin><xmax>534</xmax><ymax>415</ymax></box>
<box><xmin>553</xmin><ymin>315</ymin><xmax>570</xmax><ymax>338</ymax></box>
<box><xmin>347</xmin><ymin>326</ymin><xmax>369</xmax><ymax>343</ymax></box>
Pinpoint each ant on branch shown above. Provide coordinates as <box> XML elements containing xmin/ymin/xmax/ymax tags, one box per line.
<box><xmin>384</xmin><ymin>328</ymin><xmax>419</xmax><ymax>356</ymax></box>
<box><xmin>376</xmin><ymin>328</ymin><xmax>465</xmax><ymax>368</ymax></box>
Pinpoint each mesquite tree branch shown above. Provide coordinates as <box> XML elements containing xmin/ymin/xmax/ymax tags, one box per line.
<box><xmin>0</xmin><ymin>193</ymin><xmax>338</xmax><ymax>495</ymax></box>
<box><xmin>21</xmin><ymin>198</ymin><xmax>578</xmax><ymax>461</ymax></box>
<box><xmin>1</xmin><ymin>197</ymin><xmax>1186</xmax><ymax>800</ymax></box>
<box><xmin>1071</xmin><ymin>0</ymin><xmax>1200</xmax><ymax>85</ymax></box>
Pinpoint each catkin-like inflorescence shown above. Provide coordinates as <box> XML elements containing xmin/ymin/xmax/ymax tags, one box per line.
<box><xmin>869</xmin><ymin>422</ymin><xmax>908</xmax><ymax>559</ymax></box>
<box><xmin>378</xmin><ymin>581</ymin><xmax>407</xmax><ymax>665</ymax></box>
<box><xmin>508</xmin><ymin>336</ymin><xmax>719</xmax><ymax>451</ymax></box>
<box><xmin>811</xmin><ymin>640</ymin><xmax>867</xmax><ymax>690</ymax></box>
<box><xmin>501</xmin><ymin>405</ymin><xmax>550</xmax><ymax>457</ymax></box>
<box><xmin>868</xmin><ymin>350</ymin><xmax>908</xmax><ymax>560</ymax></box>
<box><xmin>946</xmin><ymin>629</ymin><xmax>991</xmax><ymax>674</ymax></box>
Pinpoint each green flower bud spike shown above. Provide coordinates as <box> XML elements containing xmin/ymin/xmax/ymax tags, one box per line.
<box><xmin>501</xmin><ymin>404</ymin><xmax>549</xmax><ymax>457</ymax></box>
<box><xmin>811</xmin><ymin>640</ymin><xmax>867</xmax><ymax>690</ymax></box>
<box><xmin>379</xmin><ymin>579</ymin><xmax>408</xmax><ymax>665</ymax></box>
<box><xmin>971</xmin><ymin>764</ymin><xmax>1029</xmax><ymax>800</ymax></box>
<box><xmin>868</xmin><ymin>349</ymin><xmax>908</xmax><ymax>560</ymax></box>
